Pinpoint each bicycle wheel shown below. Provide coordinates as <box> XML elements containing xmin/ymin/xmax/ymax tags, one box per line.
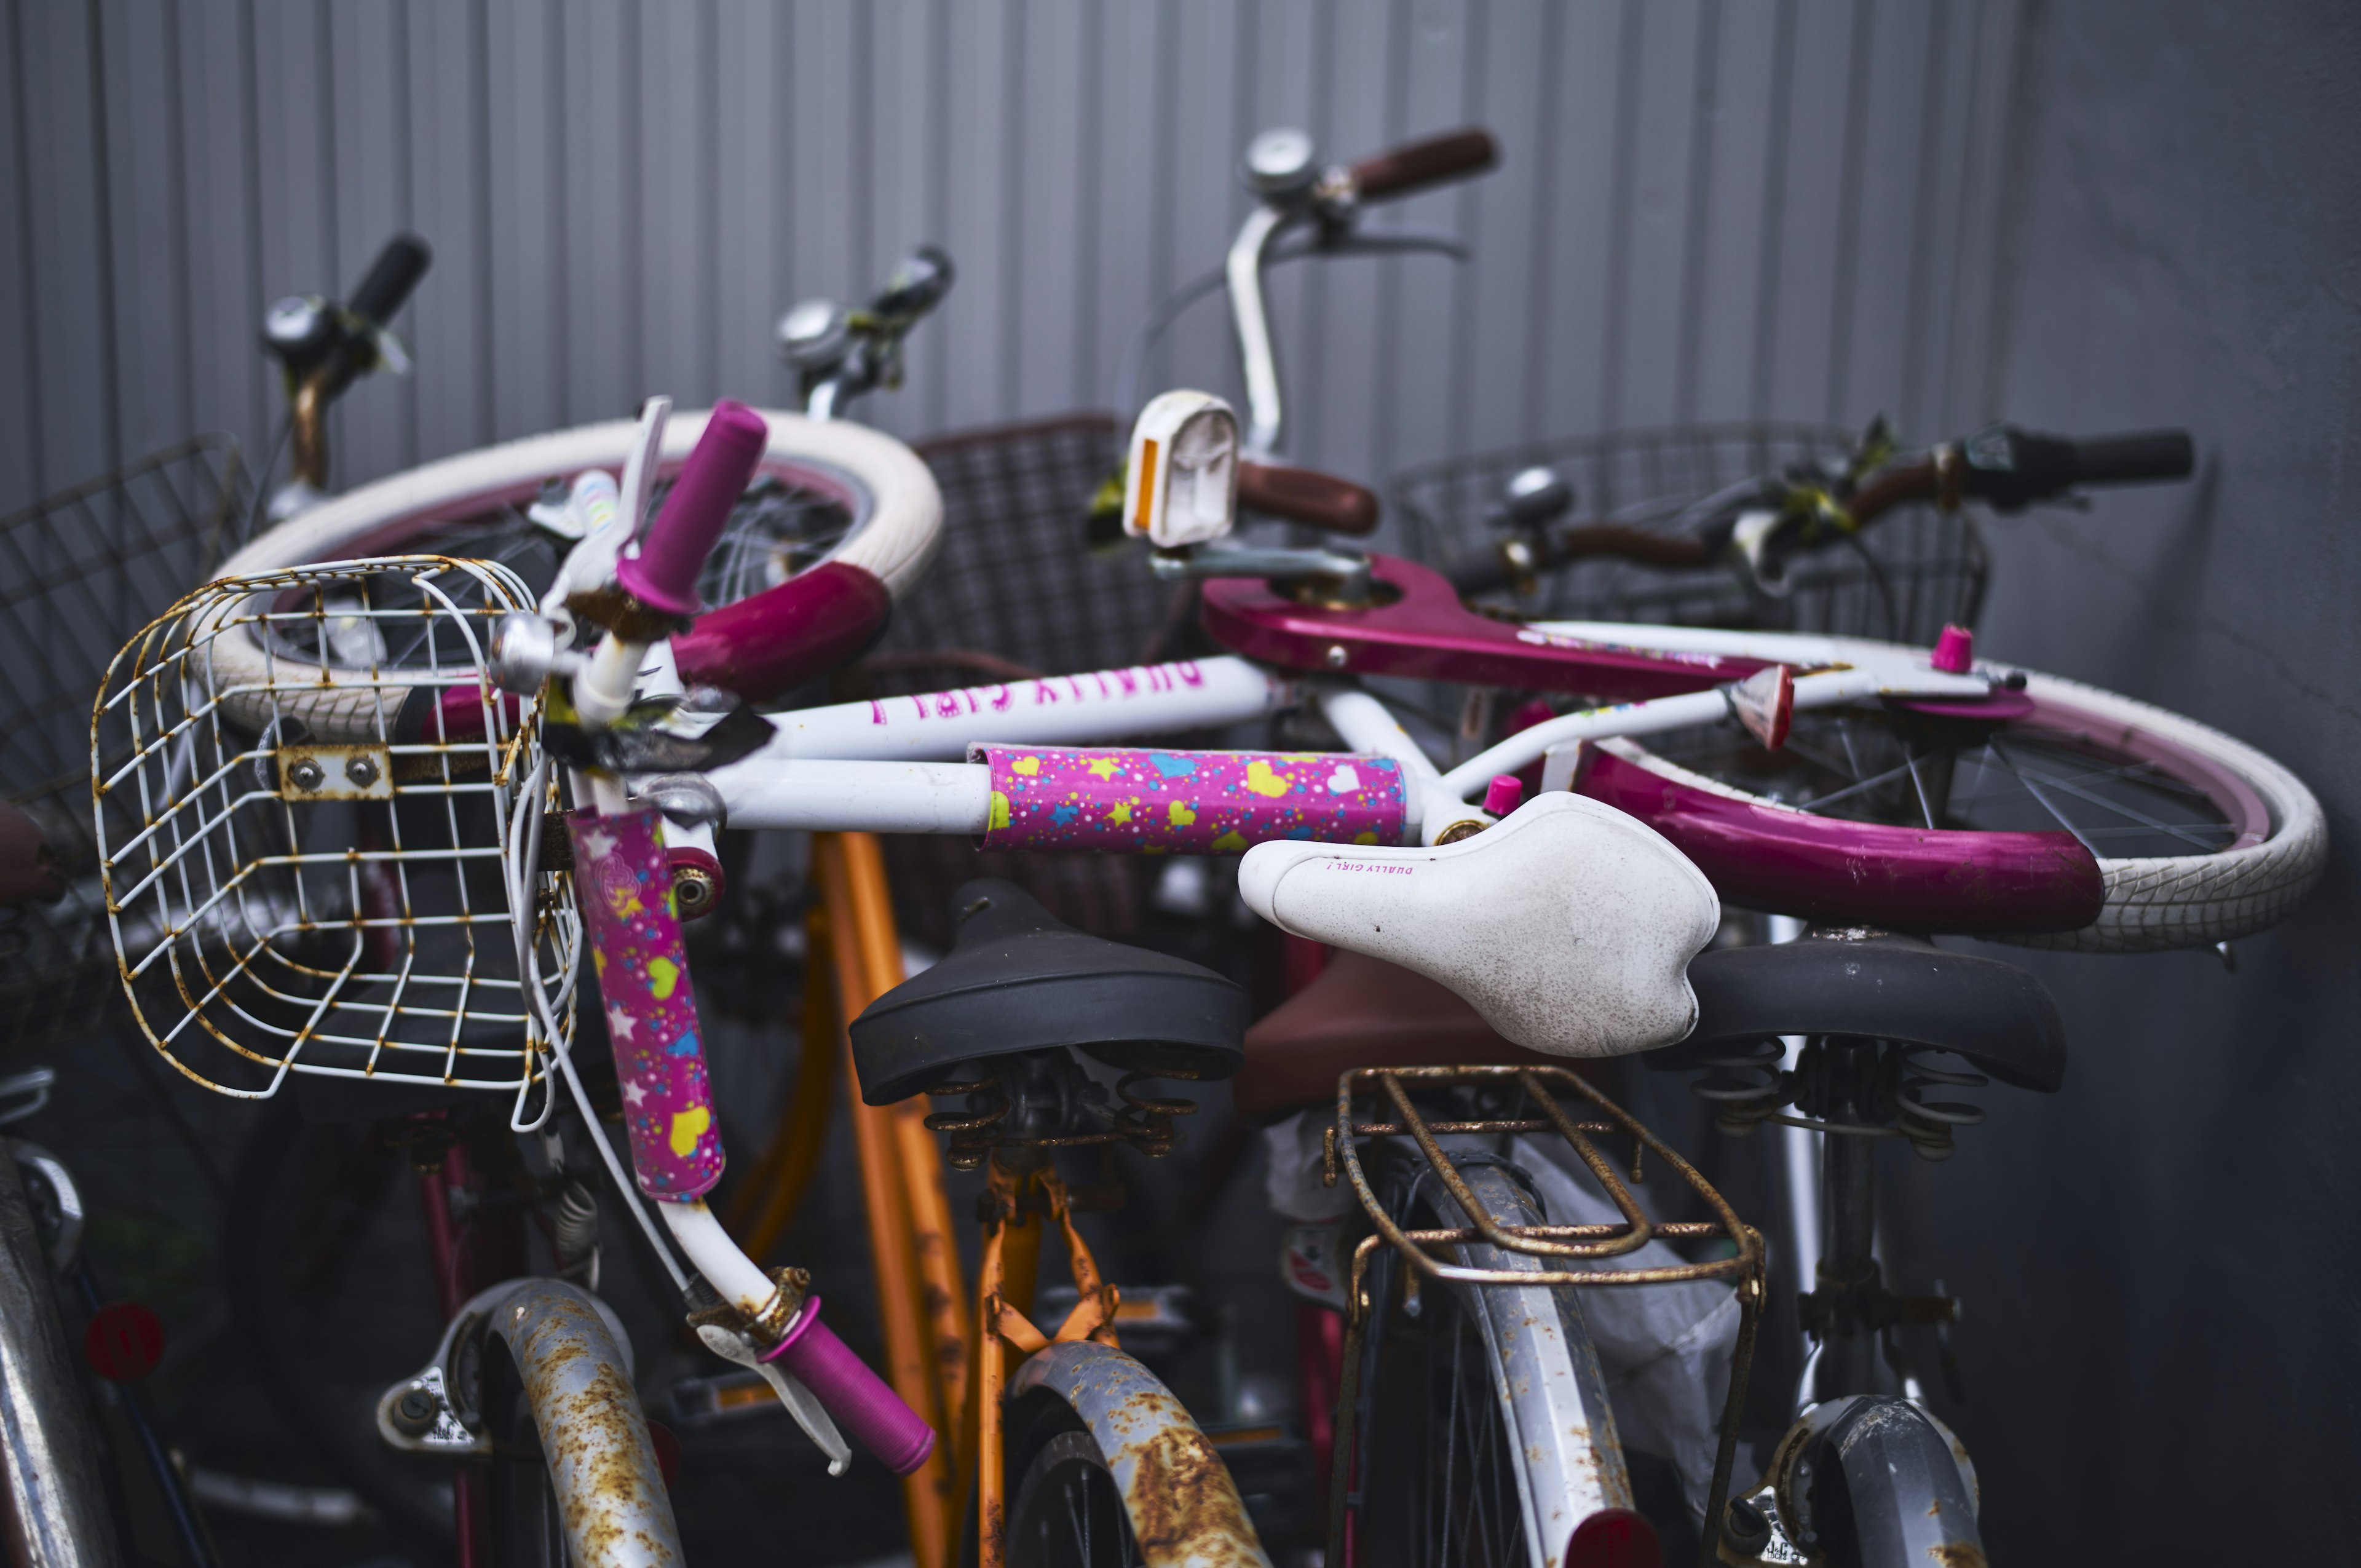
<box><xmin>1002</xmin><ymin>1341</ymin><xmax>1270</xmax><ymax>1568</ymax></box>
<box><xmin>219</xmin><ymin>1100</ymin><xmax>472</xmax><ymax>1544</ymax></box>
<box><xmin>1580</xmin><ymin>646</ymin><xmax>2325</xmax><ymax>952</ymax></box>
<box><xmin>1348</xmin><ymin>1152</ymin><xmax>1640</xmax><ymax>1568</ymax></box>
<box><xmin>202</xmin><ymin>408</ymin><xmax>942</xmax><ymax>738</ymax></box>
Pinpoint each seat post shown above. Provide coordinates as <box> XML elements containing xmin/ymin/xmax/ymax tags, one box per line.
<box><xmin>1812</xmin><ymin>1035</ymin><xmax>1886</xmax><ymax>1403</ymax></box>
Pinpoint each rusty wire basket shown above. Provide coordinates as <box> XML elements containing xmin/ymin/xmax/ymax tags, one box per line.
<box><xmin>90</xmin><ymin>555</ymin><xmax>575</xmax><ymax>1118</ymax></box>
<box><xmin>1388</xmin><ymin>422</ymin><xmax>1987</xmax><ymax>645</ymax></box>
<box><xmin>1325</xmin><ymin>1064</ymin><xmax>1766</xmax><ymax>1565</ymax></box>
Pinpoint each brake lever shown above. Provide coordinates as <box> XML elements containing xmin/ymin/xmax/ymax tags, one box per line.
<box><xmin>1280</xmin><ymin>228</ymin><xmax>1470</xmax><ymax>265</ymax></box>
<box><xmin>695</xmin><ymin>1323</ymin><xmax>852</xmax><ymax>1476</ymax></box>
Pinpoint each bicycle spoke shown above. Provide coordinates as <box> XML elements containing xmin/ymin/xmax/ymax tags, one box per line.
<box><xmin>1990</xmin><ymin>739</ymin><xmax>2225</xmax><ymax>850</ymax></box>
<box><xmin>1904</xmin><ymin>749</ymin><xmax>1940</xmax><ymax>829</ymax></box>
<box><xmin>1795</xmin><ymin>759</ymin><xmax>1917</xmax><ymax>814</ymax></box>
<box><xmin>1982</xmin><ymin>740</ymin><xmax>2099</xmax><ymax>856</ymax></box>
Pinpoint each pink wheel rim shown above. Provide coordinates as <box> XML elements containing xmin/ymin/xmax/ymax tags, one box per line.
<box><xmin>1580</xmin><ymin>687</ymin><xmax>2265</xmax><ymax>933</ymax></box>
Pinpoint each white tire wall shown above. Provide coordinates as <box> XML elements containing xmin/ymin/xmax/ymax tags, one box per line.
<box><xmin>1995</xmin><ymin>670</ymin><xmax>2327</xmax><ymax>953</ymax></box>
<box><xmin>199</xmin><ymin>410</ymin><xmax>942</xmax><ymax>742</ymax></box>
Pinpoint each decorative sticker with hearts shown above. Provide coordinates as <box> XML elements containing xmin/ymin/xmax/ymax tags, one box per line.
<box><xmin>971</xmin><ymin>745</ymin><xmax>1406</xmax><ymax>853</ymax></box>
<box><xmin>567</xmin><ymin>806</ymin><xmax>725</xmax><ymax>1200</ymax></box>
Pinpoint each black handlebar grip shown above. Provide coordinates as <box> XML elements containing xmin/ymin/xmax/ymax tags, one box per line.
<box><xmin>1967</xmin><ymin>425</ymin><xmax>2195</xmax><ymax>510</ymax></box>
<box><xmin>1238</xmin><ymin>460</ymin><xmax>1382</xmax><ymax>536</ymax></box>
<box><xmin>1350</xmin><ymin>127</ymin><xmax>1499</xmax><ymax>202</ymax></box>
<box><xmin>346</xmin><ymin>234</ymin><xmax>433</xmax><ymax>328</ymax></box>
<box><xmin>2058</xmin><ymin>430</ymin><xmax>2195</xmax><ymax>486</ymax></box>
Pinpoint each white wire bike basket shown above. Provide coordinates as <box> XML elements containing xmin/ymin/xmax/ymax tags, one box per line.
<box><xmin>91</xmin><ymin>555</ymin><xmax>577</xmax><ymax>1120</ymax></box>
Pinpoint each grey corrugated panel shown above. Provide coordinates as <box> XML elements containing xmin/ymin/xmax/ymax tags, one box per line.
<box><xmin>1606</xmin><ymin>0</ymin><xmax>1707</xmax><ymax>432</ymax></box>
<box><xmin>1372</xmin><ymin>0</ymin><xmax>1477</xmax><ymax>484</ymax></box>
<box><xmin>400</xmin><ymin>0</ymin><xmax>489</xmax><ymax>461</ymax></box>
<box><xmin>1892</xmin><ymin>0</ymin><xmax>1975</xmax><ymax>441</ymax></box>
<box><xmin>327</xmin><ymin>0</ymin><xmax>423</xmax><ymax>483</ymax></box>
<box><xmin>1830</xmin><ymin>0</ymin><xmax>1938</xmax><ymax>434</ymax></box>
<box><xmin>1946</xmin><ymin>0</ymin><xmax>2021</xmax><ymax>435</ymax></box>
<box><xmin>1691</xmin><ymin>0</ymin><xmax>1786</xmax><ymax>426</ymax></box>
<box><xmin>1756</xmin><ymin>0</ymin><xmax>1864</xmax><ymax>426</ymax></box>
<box><xmin>0</xmin><ymin>0</ymin><xmax>44</xmax><ymax>513</ymax></box>
<box><xmin>481</xmin><ymin>0</ymin><xmax>566</xmax><ymax>444</ymax></box>
<box><xmin>711</xmin><ymin>0</ymin><xmax>775</xmax><ymax>408</ymax></box>
<box><xmin>638</xmin><ymin>0</ymin><xmax>716</xmax><ymax>410</ymax></box>
<box><xmin>97</xmin><ymin>0</ymin><xmax>193</xmax><ymax>469</ymax></box>
<box><xmin>0</xmin><ymin>0</ymin><xmax>2029</xmax><ymax>520</ymax></box>
<box><xmin>1530</xmin><ymin>3</ymin><xmax>1627</xmax><ymax>443</ymax></box>
<box><xmin>17</xmin><ymin>0</ymin><xmax>116</xmax><ymax>499</ymax></box>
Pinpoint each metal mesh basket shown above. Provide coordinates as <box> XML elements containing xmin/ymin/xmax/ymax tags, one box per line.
<box><xmin>856</xmin><ymin>414</ymin><xmax>1173</xmax><ymax>947</ymax></box>
<box><xmin>1388</xmin><ymin>422</ymin><xmax>1987</xmax><ymax>646</ymax></box>
<box><xmin>0</xmin><ymin>438</ymin><xmax>250</xmax><ymax>1052</ymax></box>
<box><xmin>90</xmin><ymin>556</ymin><xmax>575</xmax><ymax>1112</ymax></box>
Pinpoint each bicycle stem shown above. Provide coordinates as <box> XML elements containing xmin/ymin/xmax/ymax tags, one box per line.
<box><xmin>1228</xmin><ymin>204</ymin><xmax>1294</xmax><ymax>458</ymax></box>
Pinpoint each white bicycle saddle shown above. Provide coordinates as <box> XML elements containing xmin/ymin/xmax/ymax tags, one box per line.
<box><xmin>1238</xmin><ymin>791</ymin><xmax>1720</xmax><ymax>1058</ymax></box>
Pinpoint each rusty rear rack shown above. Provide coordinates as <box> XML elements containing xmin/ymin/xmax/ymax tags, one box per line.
<box><xmin>1326</xmin><ymin>1063</ymin><xmax>1766</xmax><ymax>1568</ymax></box>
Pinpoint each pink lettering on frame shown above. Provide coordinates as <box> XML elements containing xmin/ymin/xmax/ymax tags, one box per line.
<box><xmin>988</xmin><ymin>684</ymin><xmax>1012</xmax><ymax>712</ymax></box>
<box><xmin>869</xmin><ymin>700</ymin><xmax>886</xmax><ymax>726</ymax></box>
<box><xmin>1116</xmin><ymin>668</ymin><xmax>1140</xmax><ymax>696</ymax></box>
<box><xmin>1179</xmin><ymin>662</ymin><xmax>1205</xmax><ymax>688</ymax></box>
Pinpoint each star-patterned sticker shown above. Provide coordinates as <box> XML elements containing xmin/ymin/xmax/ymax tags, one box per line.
<box><xmin>606</xmin><ymin>1004</ymin><xmax>638</xmax><ymax>1045</ymax></box>
<box><xmin>579</xmin><ymin>826</ymin><xmax>619</xmax><ymax>863</ymax></box>
<box><xmin>620</xmin><ymin>1077</ymin><xmax>647</xmax><ymax>1107</ymax></box>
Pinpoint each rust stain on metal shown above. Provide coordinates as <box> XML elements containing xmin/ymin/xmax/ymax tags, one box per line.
<box><xmin>1121</xmin><ymin>1410</ymin><xmax>1263</xmax><ymax>1567</ymax></box>
<box><xmin>1926</xmin><ymin>1546</ymin><xmax>1986</xmax><ymax>1568</ymax></box>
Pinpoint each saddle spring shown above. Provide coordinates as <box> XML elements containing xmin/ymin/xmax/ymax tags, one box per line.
<box><xmin>1686</xmin><ymin>1036</ymin><xmax>1989</xmax><ymax>1160</ymax></box>
<box><xmin>921</xmin><ymin>1058</ymin><xmax>1202</xmax><ymax>1170</ymax></box>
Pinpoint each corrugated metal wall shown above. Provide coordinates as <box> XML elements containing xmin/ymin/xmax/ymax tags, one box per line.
<box><xmin>0</xmin><ymin>0</ymin><xmax>2027</xmax><ymax>520</ymax></box>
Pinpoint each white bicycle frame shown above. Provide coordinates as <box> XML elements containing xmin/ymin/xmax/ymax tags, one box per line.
<box><xmin>688</xmin><ymin>633</ymin><xmax>1990</xmax><ymax>846</ymax></box>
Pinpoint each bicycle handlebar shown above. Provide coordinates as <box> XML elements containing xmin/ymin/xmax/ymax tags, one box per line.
<box><xmin>1348</xmin><ymin>127</ymin><xmax>1500</xmax><ymax>202</ymax></box>
<box><xmin>347</xmin><ymin>234</ymin><xmax>433</xmax><ymax>330</ymax></box>
<box><xmin>1968</xmin><ymin>427</ymin><xmax>2193</xmax><ymax>510</ymax></box>
<box><xmin>615</xmin><ymin>400</ymin><xmax>770</xmax><ymax>617</ymax></box>
<box><xmin>1238</xmin><ymin>460</ymin><xmax>1381</xmax><ymax>535</ymax></box>
<box><xmin>1465</xmin><ymin>422</ymin><xmax>2199</xmax><ymax>592</ymax></box>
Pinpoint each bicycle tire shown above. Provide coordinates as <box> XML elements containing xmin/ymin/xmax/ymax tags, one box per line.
<box><xmin>1348</xmin><ymin>1153</ymin><xmax>1637</xmax><ymax>1568</ymax></box>
<box><xmin>1003</xmin><ymin>1340</ymin><xmax>1271</xmax><ymax>1568</ymax></box>
<box><xmin>200</xmin><ymin>408</ymin><xmax>942</xmax><ymax>742</ymax></box>
<box><xmin>1589</xmin><ymin>657</ymin><xmax>2325</xmax><ymax>952</ymax></box>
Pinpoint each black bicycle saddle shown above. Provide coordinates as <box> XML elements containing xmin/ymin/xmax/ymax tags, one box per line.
<box><xmin>1647</xmin><ymin>928</ymin><xmax>2066</xmax><ymax>1091</ymax></box>
<box><xmin>848</xmin><ymin>879</ymin><xmax>1248</xmax><ymax>1106</ymax></box>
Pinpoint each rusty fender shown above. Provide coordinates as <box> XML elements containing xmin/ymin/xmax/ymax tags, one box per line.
<box><xmin>490</xmin><ymin>1280</ymin><xmax>682</xmax><ymax>1568</ymax></box>
<box><xmin>1010</xmin><ymin>1342</ymin><xmax>1271</xmax><ymax>1568</ymax></box>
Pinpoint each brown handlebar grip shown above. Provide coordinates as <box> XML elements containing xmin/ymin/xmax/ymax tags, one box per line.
<box><xmin>1844</xmin><ymin>461</ymin><xmax>1941</xmax><ymax>529</ymax></box>
<box><xmin>1555</xmin><ymin>526</ymin><xmax>1712</xmax><ymax>569</ymax></box>
<box><xmin>1237</xmin><ymin>461</ymin><xmax>1382</xmax><ymax>536</ymax></box>
<box><xmin>1349</xmin><ymin>127</ymin><xmax>1500</xmax><ymax>202</ymax></box>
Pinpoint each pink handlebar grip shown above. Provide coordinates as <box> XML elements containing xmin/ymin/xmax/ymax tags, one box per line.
<box><xmin>615</xmin><ymin>400</ymin><xmax>770</xmax><ymax>617</ymax></box>
<box><xmin>567</xmin><ymin>807</ymin><xmax>725</xmax><ymax>1199</ymax></box>
<box><xmin>764</xmin><ymin>1298</ymin><xmax>937</xmax><ymax>1475</ymax></box>
<box><xmin>973</xmin><ymin>745</ymin><xmax>1408</xmax><ymax>853</ymax></box>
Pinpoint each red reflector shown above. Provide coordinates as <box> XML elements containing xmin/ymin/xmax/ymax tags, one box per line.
<box><xmin>1565</xmin><ymin>1507</ymin><xmax>1663</xmax><ymax>1568</ymax></box>
<box><xmin>646</xmin><ymin>1420</ymin><xmax>682</xmax><ymax>1489</ymax></box>
<box><xmin>84</xmin><ymin>1301</ymin><xmax>167</xmax><ymax>1384</ymax></box>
